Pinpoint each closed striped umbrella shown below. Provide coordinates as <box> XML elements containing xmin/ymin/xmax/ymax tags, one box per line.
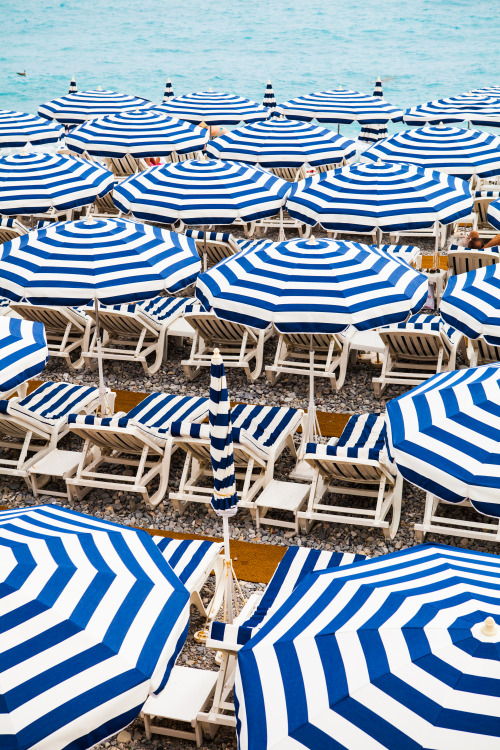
<box><xmin>68</xmin><ymin>76</ymin><xmax>77</xmax><ymax>94</ymax></box>
<box><xmin>235</xmin><ymin>543</ymin><xmax>500</xmax><ymax>750</ymax></box>
<box><xmin>0</xmin><ymin>217</ymin><xmax>200</xmax><ymax>305</ymax></box>
<box><xmin>358</xmin><ymin>77</ymin><xmax>389</xmax><ymax>143</ymax></box>
<box><xmin>440</xmin><ymin>263</ymin><xmax>500</xmax><ymax>346</ymax></box>
<box><xmin>156</xmin><ymin>90</ymin><xmax>269</xmax><ymax>124</ymax></box>
<box><xmin>210</xmin><ymin>349</ymin><xmax>238</xmax><ymax>516</ymax></box>
<box><xmin>0</xmin><ymin>316</ymin><xmax>48</xmax><ymax>394</ymax></box>
<box><xmin>196</xmin><ymin>237</ymin><xmax>428</xmax><ymax>333</ymax></box>
<box><xmin>0</xmin><ymin>110</ymin><xmax>63</xmax><ymax>147</ymax></box>
<box><xmin>286</xmin><ymin>161</ymin><xmax>473</xmax><ymax>234</ymax></box>
<box><xmin>38</xmin><ymin>89</ymin><xmax>150</xmax><ymax>125</ymax></box>
<box><xmin>263</xmin><ymin>80</ymin><xmax>276</xmax><ymax>113</ymax></box>
<box><xmin>0</xmin><ymin>504</ymin><xmax>189</xmax><ymax>750</ymax></box>
<box><xmin>404</xmin><ymin>91</ymin><xmax>500</xmax><ymax>126</ymax></box>
<box><xmin>364</xmin><ymin>125</ymin><xmax>500</xmax><ymax>179</ymax></box>
<box><xmin>386</xmin><ymin>363</ymin><xmax>500</xmax><ymax>512</ymax></box>
<box><xmin>487</xmin><ymin>196</ymin><xmax>500</xmax><ymax>229</ymax></box>
<box><xmin>113</xmin><ymin>159</ymin><xmax>290</xmax><ymax>225</ymax></box>
<box><xmin>66</xmin><ymin>109</ymin><xmax>208</xmax><ymax>158</ymax></box>
<box><xmin>277</xmin><ymin>87</ymin><xmax>403</xmax><ymax>124</ymax></box>
<box><xmin>163</xmin><ymin>78</ymin><xmax>174</xmax><ymax>101</ymax></box>
<box><xmin>206</xmin><ymin>118</ymin><xmax>356</xmax><ymax>168</ymax></box>
<box><xmin>0</xmin><ymin>152</ymin><xmax>113</xmax><ymax>215</ymax></box>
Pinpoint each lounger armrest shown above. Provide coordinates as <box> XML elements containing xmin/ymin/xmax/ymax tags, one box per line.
<box><xmin>170</xmin><ymin>421</ymin><xmax>211</xmax><ymax>439</ymax></box>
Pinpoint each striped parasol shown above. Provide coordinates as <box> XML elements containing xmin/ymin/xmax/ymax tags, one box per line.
<box><xmin>206</xmin><ymin>118</ymin><xmax>356</xmax><ymax>168</ymax></box>
<box><xmin>235</xmin><ymin>543</ymin><xmax>500</xmax><ymax>749</ymax></box>
<box><xmin>0</xmin><ymin>316</ymin><xmax>48</xmax><ymax>395</ymax></box>
<box><xmin>262</xmin><ymin>80</ymin><xmax>277</xmax><ymax>114</ymax></box>
<box><xmin>209</xmin><ymin>349</ymin><xmax>238</xmax><ymax>517</ymax></box>
<box><xmin>0</xmin><ymin>152</ymin><xmax>113</xmax><ymax>215</ymax></box>
<box><xmin>386</xmin><ymin>362</ymin><xmax>500</xmax><ymax>513</ymax></box>
<box><xmin>113</xmin><ymin>159</ymin><xmax>290</xmax><ymax>226</ymax></box>
<box><xmin>163</xmin><ymin>78</ymin><xmax>174</xmax><ymax>101</ymax></box>
<box><xmin>156</xmin><ymin>90</ymin><xmax>269</xmax><ymax>124</ymax></box>
<box><xmin>66</xmin><ymin>109</ymin><xmax>208</xmax><ymax>157</ymax></box>
<box><xmin>277</xmin><ymin>86</ymin><xmax>403</xmax><ymax>124</ymax></box>
<box><xmin>358</xmin><ymin>77</ymin><xmax>389</xmax><ymax>143</ymax></box>
<box><xmin>404</xmin><ymin>91</ymin><xmax>500</xmax><ymax>126</ymax></box>
<box><xmin>38</xmin><ymin>89</ymin><xmax>151</xmax><ymax>125</ymax></box>
<box><xmin>364</xmin><ymin>124</ymin><xmax>500</xmax><ymax>179</ymax></box>
<box><xmin>0</xmin><ymin>504</ymin><xmax>190</xmax><ymax>750</ymax></box>
<box><xmin>286</xmin><ymin>160</ymin><xmax>473</xmax><ymax>238</ymax></box>
<box><xmin>440</xmin><ymin>262</ymin><xmax>500</xmax><ymax>345</ymax></box>
<box><xmin>0</xmin><ymin>110</ymin><xmax>63</xmax><ymax>147</ymax></box>
<box><xmin>68</xmin><ymin>76</ymin><xmax>77</xmax><ymax>94</ymax></box>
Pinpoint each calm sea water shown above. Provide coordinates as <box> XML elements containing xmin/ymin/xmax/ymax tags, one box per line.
<box><xmin>0</xmin><ymin>0</ymin><xmax>498</xmax><ymax>130</ymax></box>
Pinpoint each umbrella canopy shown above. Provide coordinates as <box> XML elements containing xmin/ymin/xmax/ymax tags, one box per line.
<box><xmin>0</xmin><ymin>152</ymin><xmax>113</xmax><ymax>215</ymax></box>
<box><xmin>363</xmin><ymin>125</ymin><xmax>500</xmax><ymax>179</ymax></box>
<box><xmin>404</xmin><ymin>91</ymin><xmax>500</xmax><ymax>126</ymax></box>
<box><xmin>113</xmin><ymin>159</ymin><xmax>290</xmax><ymax>226</ymax></box>
<box><xmin>163</xmin><ymin>78</ymin><xmax>174</xmax><ymax>101</ymax></box>
<box><xmin>358</xmin><ymin>77</ymin><xmax>389</xmax><ymax>143</ymax></box>
<box><xmin>277</xmin><ymin>87</ymin><xmax>403</xmax><ymax>124</ymax></box>
<box><xmin>235</xmin><ymin>543</ymin><xmax>500</xmax><ymax>750</ymax></box>
<box><xmin>0</xmin><ymin>504</ymin><xmax>189</xmax><ymax>750</ymax></box>
<box><xmin>155</xmin><ymin>90</ymin><xmax>269</xmax><ymax>124</ymax></box>
<box><xmin>196</xmin><ymin>237</ymin><xmax>428</xmax><ymax>333</ymax></box>
<box><xmin>440</xmin><ymin>263</ymin><xmax>500</xmax><ymax>346</ymax></box>
<box><xmin>386</xmin><ymin>362</ymin><xmax>500</xmax><ymax>512</ymax></box>
<box><xmin>0</xmin><ymin>110</ymin><xmax>63</xmax><ymax>148</ymax></box>
<box><xmin>66</xmin><ymin>109</ymin><xmax>208</xmax><ymax>158</ymax></box>
<box><xmin>206</xmin><ymin>118</ymin><xmax>356</xmax><ymax>168</ymax></box>
<box><xmin>38</xmin><ymin>89</ymin><xmax>150</xmax><ymax>125</ymax></box>
<box><xmin>0</xmin><ymin>217</ymin><xmax>200</xmax><ymax>306</ymax></box>
<box><xmin>262</xmin><ymin>80</ymin><xmax>277</xmax><ymax>113</ymax></box>
<box><xmin>209</xmin><ymin>349</ymin><xmax>238</xmax><ymax>516</ymax></box>
<box><xmin>0</xmin><ymin>316</ymin><xmax>48</xmax><ymax>395</ymax></box>
<box><xmin>487</xmin><ymin>196</ymin><xmax>500</xmax><ymax>229</ymax></box>
<box><xmin>286</xmin><ymin>161</ymin><xmax>473</xmax><ymax>233</ymax></box>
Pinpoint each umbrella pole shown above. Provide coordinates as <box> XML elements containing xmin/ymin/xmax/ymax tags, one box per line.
<box><xmin>434</xmin><ymin>220</ymin><xmax>440</xmax><ymax>266</ymax></box>
<box><xmin>203</xmin><ymin>230</ymin><xmax>208</xmax><ymax>272</ymax></box>
<box><xmin>94</xmin><ymin>297</ymin><xmax>108</xmax><ymax>415</ymax></box>
<box><xmin>376</xmin><ymin>226</ymin><xmax>382</xmax><ymax>248</ymax></box>
<box><xmin>307</xmin><ymin>333</ymin><xmax>320</xmax><ymax>443</ymax></box>
<box><xmin>279</xmin><ymin>207</ymin><xmax>286</xmax><ymax>242</ymax></box>
<box><xmin>223</xmin><ymin>515</ymin><xmax>234</xmax><ymax>624</ymax></box>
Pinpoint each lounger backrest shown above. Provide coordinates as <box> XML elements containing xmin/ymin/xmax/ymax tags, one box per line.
<box><xmin>378</xmin><ymin>314</ymin><xmax>460</xmax><ymax>360</ymax></box>
<box><xmin>282</xmin><ymin>330</ymin><xmax>343</xmax><ymax>353</ymax></box>
<box><xmin>269</xmin><ymin>166</ymin><xmax>303</xmax><ymax>182</ymax></box>
<box><xmin>184</xmin><ymin>229</ymin><xmax>241</xmax><ymax>265</ymax></box>
<box><xmin>475</xmin><ymin>338</ymin><xmax>500</xmax><ymax>364</ymax></box>
<box><xmin>94</xmin><ymin>188</ymin><xmax>119</xmax><ymax>215</ymax></box>
<box><xmin>105</xmin><ymin>154</ymin><xmax>148</xmax><ymax>177</ymax></box>
<box><xmin>378</xmin><ymin>244</ymin><xmax>420</xmax><ymax>267</ymax></box>
<box><xmin>85</xmin><ymin>304</ymin><xmax>161</xmax><ymax>335</ymax></box>
<box><xmin>448</xmin><ymin>249</ymin><xmax>500</xmax><ymax>275</ymax></box>
<box><xmin>0</xmin><ymin>217</ymin><xmax>28</xmax><ymax>244</ymax></box>
<box><xmin>474</xmin><ymin>190</ymin><xmax>500</xmax><ymax>224</ymax></box>
<box><xmin>10</xmin><ymin>303</ymin><xmax>88</xmax><ymax>332</ymax></box>
<box><xmin>168</xmin><ymin>150</ymin><xmax>205</xmax><ymax>163</ymax></box>
<box><xmin>185</xmin><ymin>313</ymin><xmax>260</xmax><ymax>345</ymax></box>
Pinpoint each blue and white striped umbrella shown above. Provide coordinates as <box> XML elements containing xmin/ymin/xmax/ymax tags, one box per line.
<box><xmin>386</xmin><ymin>363</ymin><xmax>500</xmax><ymax>512</ymax></box>
<box><xmin>0</xmin><ymin>316</ymin><xmax>48</xmax><ymax>394</ymax></box>
<box><xmin>196</xmin><ymin>237</ymin><xmax>428</xmax><ymax>333</ymax></box>
<box><xmin>163</xmin><ymin>78</ymin><xmax>174</xmax><ymax>101</ymax></box>
<box><xmin>209</xmin><ymin>349</ymin><xmax>238</xmax><ymax>516</ymax></box>
<box><xmin>156</xmin><ymin>90</ymin><xmax>269</xmax><ymax>124</ymax></box>
<box><xmin>358</xmin><ymin>78</ymin><xmax>389</xmax><ymax>143</ymax></box>
<box><xmin>113</xmin><ymin>159</ymin><xmax>290</xmax><ymax>226</ymax></box>
<box><xmin>0</xmin><ymin>504</ymin><xmax>189</xmax><ymax>750</ymax></box>
<box><xmin>277</xmin><ymin>87</ymin><xmax>403</xmax><ymax>124</ymax></box>
<box><xmin>0</xmin><ymin>110</ymin><xmax>63</xmax><ymax>148</ymax></box>
<box><xmin>235</xmin><ymin>543</ymin><xmax>500</xmax><ymax>750</ymax></box>
<box><xmin>0</xmin><ymin>217</ymin><xmax>200</xmax><ymax>305</ymax></box>
<box><xmin>68</xmin><ymin>76</ymin><xmax>77</xmax><ymax>94</ymax></box>
<box><xmin>440</xmin><ymin>263</ymin><xmax>500</xmax><ymax>346</ymax></box>
<box><xmin>0</xmin><ymin>152</ymin><xmax>113</xmax><ymax>215</ymax></box>
<box><xmin>66</xmin><ymin>109</ymin><xmax>208</xmax><ymax>158</ymax></box>
<box><xmin>404</xmin><ymin>91</ymin><xmax>500</xmax><ymax>126</ymax></box>
<box><xmin>286</xmin><ymin>161</ymin><xmax>473</xmax><ymax>233</ymax></box>
<box><xmin>206</xmin><ymin>118</ymin><xmax>356</xmax><ymax>168</ymax></box>
<box><xmin>38</xmin><ymin>89</ymin><xmax>151</xmax><ymax>125</ymax></box>
<box><xmin>487</xmin><ymin>196</ymin><xmax>500</xmax><ymax>229</ymax></box>
<box><xmin>262</xmin><ymin>81</ymin><xmax>276</xmax><ymax>113</ymax></box>
<box><xmin>364</xmin><ymin>125</ymin><xmax>500</xmax><ymax>179</ymax></box>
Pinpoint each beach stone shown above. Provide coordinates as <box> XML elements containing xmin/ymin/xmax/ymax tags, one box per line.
<box><xmin>116</xmin><ymin>731</ymin><xmax>132</xmax><ymax>743</ymax></box>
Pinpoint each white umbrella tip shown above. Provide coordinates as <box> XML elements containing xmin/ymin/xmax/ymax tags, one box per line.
<box><xmin>377</xmin><ymin>158</ymin><xmax>384</xmax><ymax>165</ymax></box>
<box><xmin>213</xmin><ymin>347</ymin><xmax>222</xmax><ymax>360</ymax></box>
<box><xmin>308</xmin><ymin>235</ymin><xmax>319</xmax><ymax>245</ymax></box>
<box><xmin>481</xmin><ymin>616</ymin><xmax>498</xmax><ymax>637</ymax></box>
<box><xmin>97</xmin><ymin>85</ymin><xmax>102</xmax><ymax>91</ymax></box>
<box><xmin>167</xmin><ymin>78</ymin><xmax>171</xmax><ymax>83</ymax></box>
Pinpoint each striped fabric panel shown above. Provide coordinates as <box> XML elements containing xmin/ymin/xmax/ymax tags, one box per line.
<box><xmin>185</xmin><ymin>229</ymin><xmax>232</xmax><ymax>243</ymax></box>
<box><xmin>0</xmin><ymin>316</ymin><xmax>48</xmax><ymax>394</ymax></box>
<box><xmin>0</xmin><ymin>110</ymin><xmax>63</xmax><ymax>146</ymax></box>
<box><xmin>487</xmin><ymin>197</ymin><xmax>500</xmax><ymax>229</ymax></box>
<box><xmin>278</xmin><ymin>88</ymin><xmax>403</xmax><ymax>124</ymax></box>
<box><xmin>96</xmin><ymin>296</ymin><xmax>191</xmax><ymax>324</ymax></box>
<box><xmin>404</xmin><ymin>91</ymin><xmax>500</xmax><ymax>126</ymax></box>
<box><xmin>210</xmin><ymin>545</ymin><xmax>367</xmax><ymax>648</ymax></box>
<box><xmin>441</xmin><ymin>265</ymin><xmax>500</xmax><ymax>343</ymax></box>
<box><xmin>305</xmin><ymin>413</ymin><xmax>388</xmax><ymax>462</ymax></box>
<box><xmin>263</xmin><ymin>81</ymin><xmax>276</xmax><ymax>111</ymax></box>
<box><xmin>474</xmin><ymin>190</ymin><xmax>500</xmax><ymax>198</ymax></box>
<box><xmin>209</xmin><ymin>356</ymin><xmax>238</xmax><ymax>516</ymax></box>
<box><xmin>2</xmin><ymin>381</ymin><xmax>98</xmax><ymax>426</ymax></box>
<box><xmin>152</xmin><ymin>536</ymin><xmax>223</xmax><ymax>591</ymax></box>
<box><xmin>38</xmin><ymin>89</ymin><xmax>151</xmax><ymax>125</ymax></box>
<box><xmin>358</xmin><ymin>78</ymin><xmax>388</xmax><ymax>143</ymax></box>
<box><xmin>379</xmin><ymin>313</ymin><xmax>461</xmax><ymax>349</ymax></box>
<box><xmin>156</xmin><ymin>91</ymin><xmax>269</xmax><ymax>125</ymax></box>
<box><xmin>449</xmin><ymin>243</ymin><xmax>500</xmax><ymax>254</ymax></box>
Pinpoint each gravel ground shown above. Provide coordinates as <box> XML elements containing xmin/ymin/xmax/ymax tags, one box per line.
<box><xmin>3</xmin><ymin>228</ymin><xmax>490</xmax><ymax>750</ymax></box>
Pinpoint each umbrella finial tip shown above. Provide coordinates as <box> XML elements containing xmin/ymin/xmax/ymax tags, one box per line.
<box><xmin>213</xmin><ymin>347</ymin><xmax>222</xmax><ymax>360</ymax></box>
<box><xmin>481</xmin><ymin>616</ymin><xmax>498</xmax><ymax>637</ymax></box>
<box><xmin>377</xmin><ymin>158</ymin><xmax>383</xmax><ymax>165</ymax></box>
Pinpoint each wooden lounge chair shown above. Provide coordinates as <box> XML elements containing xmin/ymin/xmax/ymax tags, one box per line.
<box><xmin>181</xmin><ymin>312</ymin><xmax>273</xmax><ymax>382</ymax></box>
<box><xmin>168</xmin><ymin>150</ymin><xmax>206</xmax><ymax>163</ymax></box>
<box><xmin>104</xmin><ymin>153</ymin><xmax>149</xmax><ymax>180</ymax></box>
<box><xmin>378</xmin><ymin>243</ymin><xmax>421</xmax><ymax>268</ymax></box>
<box><xmin>0</xmin><ymin>217</ymin><xmax>28</xmax><ymax>244</ymax></box>
<box><xmin>447</xmin><ymin>246</ymin><xmax>500</xmax><ymax>275</ymax></box>
<box><xmin>168</xmin><ymin>404</ymin><xmax>304</xmax><ymax>514</ymax></box>
<box><xmin>466</xmin><ymin>337</ymin><xmax>500</xmax><ymax>367</ymax></box>
<box><xmin>415</xmin><ymin>491</ymin><xmax>500</xmax><ymax>544</ymax></box>
<box><xmin>184</xmin><ymin>229</ymin><xmax>242</xmax><ymax>268</ymax></box>
<box><xmin>66</xmin><ymin>393</ymin><xmax>209</xmax><ymax>508</ymax></box>
<box><xmin>91</xmin><ymin>182</ymin><xmax>121</xmax><ymax>218</ymax></box>
<box><xmin>10</xmin><ymin>302</ymin><xmax>93</xmax><ymax>369</ymax></box>
<box><xmin>0</xmin><ymin>380</ymin><xmax>106</xmax><ymax>485</ymax></box>
<box><xmin>297</xmin><ymin>413</ymin><xmax>403</xmax><ymax>539</ymax></box>
<box><xmin>372</xmin><ymin>313</ymin><xmax>463</xmax><ymax>396</ymax></box>
<box><xmin>82</xmin><ymin>296</ymin><xmax>193</xmax><ymax>375</ymax></box>
<box><xmin>265</xmin><ymin>328</ymin><xmax>352</xmax><ymax>391</ymax></box>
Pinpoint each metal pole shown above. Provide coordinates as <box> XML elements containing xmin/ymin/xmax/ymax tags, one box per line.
<box><xmin>222</xmin><ymin>515</ymin><xmax>233</xmax><ymax>624</ymax></box>
<box><xmin>376</xmin><ymin>226</ymin><xmax>383</xmax><ymax>247</ymax></box>
<box><xmin>278</xmin><ymin>207</ymin><xmax>286</xmax><ymax>242</ymax></box>
<box><xmin>203</xmin><ymin>230</ymin><xmax>208</xmax><ymax>272</ymax></box>
<box><xmin>94</xmin><ymin>296</ymin><xmax>108</xmax><ymax>415</ymax></box>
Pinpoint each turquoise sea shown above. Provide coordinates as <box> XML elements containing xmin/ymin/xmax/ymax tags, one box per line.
<box><xmin>0</xmin><ymin>0</ymin><xmax>498</xmax><ymax>129</ymax></box>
